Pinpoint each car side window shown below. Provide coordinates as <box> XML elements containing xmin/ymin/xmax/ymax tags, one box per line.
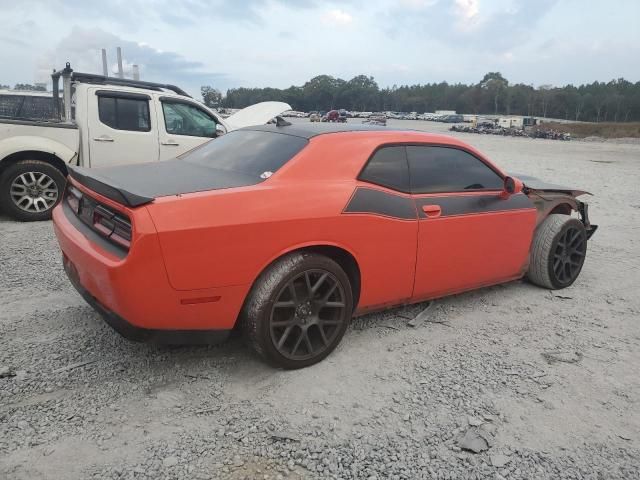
<box><xmin>359</xmin><ymin>146</ymin><xmax>410</xmax><ymax>192</ymax></box>
<box><xmin>162</xmin><ymin>101</ymin><xmax>217</xmax><ymax>138</ymax></box>
<box><xmin>407</xmin><ymin>146</ymin><xmax>503</xmax><ymax>194</ymax></box>
<box><xmin>98</xmin><ymin>96</ymin><xmax>151</xmax><ymax>132</ymax></box>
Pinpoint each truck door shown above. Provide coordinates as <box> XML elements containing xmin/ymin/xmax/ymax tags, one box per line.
<box><xmin>156</xmin><ymin>97</ymin><xmax>221</xmax><ymax>161</ymax></box>
<box><xmin>87</xmin><ymin>88</ymin><xmax>159</xmax><ymax>167</ymax></box>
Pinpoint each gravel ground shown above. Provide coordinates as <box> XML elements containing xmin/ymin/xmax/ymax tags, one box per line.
<box><xmin>1</xmin><ymin>120</ymin><xmax>639</xmax><ymax>480</ymax></box>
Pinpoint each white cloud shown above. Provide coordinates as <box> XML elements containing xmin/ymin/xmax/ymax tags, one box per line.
<box><xmin>453</xmin><ymin>0</ymin><xmax>479</xmax><ymax>30</ymax></box>
<box><xmin>398</xmin><ymin>0</ymin><xmax>438</xmax><ymax>9</ymax></box>
<box><xmin>323</xmin><ymin>8</ymin><xmax>353</xmax><ymax>25</ymax></box>
<box><xmin>34</xmin><ymin>27</ymin><xmax>228</xmax><ymax>95</ymax></box>
<box><xmin>0</xmin><ymin>0</ymin><xmax>637</xmax><ymax>91</ymax></box>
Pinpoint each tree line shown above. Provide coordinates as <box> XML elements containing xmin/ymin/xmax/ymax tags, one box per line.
<box><xmin>0</xmin><ymin>84</ymin><xmax>47</xmax><ymax>91</ymax></box>
<box><xmin>202</xmin><ymin>72</ymin><xmax>640</xmax><ymax>123</ymax></box>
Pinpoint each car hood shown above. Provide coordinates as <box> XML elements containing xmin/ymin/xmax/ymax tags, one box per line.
<box><xmin>514</xmin><ymin>173</ymin><xmax>591</xmax><ymax>197</ymax></box>
<box><xmin>224</xmin><ymin>102</ymin><xmax>291</xmax><ymax>131</ymax></box>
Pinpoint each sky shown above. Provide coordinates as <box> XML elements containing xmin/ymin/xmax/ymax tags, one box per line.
<box><xmin>1</xmin><ymin>0</ymin><xmax>638</xmax><ymax>98</ymax></box>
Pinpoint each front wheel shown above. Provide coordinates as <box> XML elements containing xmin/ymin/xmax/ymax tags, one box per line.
<box><xmin>527</xmin><ymin>214</ymin><xmax>588</xmax><ymax>289</ymax></box>
<box><xmin>242</xmin><ymin>252</ymin><xmax>353</xmax><ymax>369</ymax></box>
<box><xmin>0</xmin><ymin>160</ymin><xmax>66</xmax><ymax>221</ymax></box>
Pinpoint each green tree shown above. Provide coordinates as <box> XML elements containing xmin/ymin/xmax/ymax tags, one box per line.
<box><xmin>479</xmin><ymin>72</ymin><xmax>508</xmax><ymax>115</ymax></box>
<box><xmin>217</xmin><ymin>72</ymin><xmax>640</xmax><ymax>123</ymax></box>
<box><xmin>14</xmin><ymin>83</ymin><xmax>46</xmax><ymax>91</ymax></box>
<box><xmin>342</xmin><ymin>75</ymin><xmax>379</xmax><ymax>111</ymax></box>
<box><xmin>302</xmin><ymin>75</ymin><xmax>342</xmax><ymax>110</ymax></box>
<box><xmin>201</xmin><ymin>86</ymin><xmax>222</xmax><ymax>108</ymax></box>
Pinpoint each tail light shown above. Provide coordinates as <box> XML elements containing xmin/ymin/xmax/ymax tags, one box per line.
<box><xmin>66</xmin><ymin>184</ymin><xmax>82</xmax><ymax>213</ymax></box>
<box><xmin>66</xmin><ymin>184</ymin><xmax>132</xmax><ymax>252</ymax></box>
<box><xmin>93</xmin><ymin>205</ymin><xmax>132</xmax><ymax>249</ymax></box>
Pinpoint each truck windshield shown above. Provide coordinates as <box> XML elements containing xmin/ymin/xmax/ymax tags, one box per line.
<box><xmin>180</xmin><ymin>129</ymin><xmax>308</xmax><ymax>179</ymax></box>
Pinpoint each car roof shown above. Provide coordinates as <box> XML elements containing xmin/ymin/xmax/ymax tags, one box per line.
<box><xmin>77</xmin><ymin>83</ymin><xmax>188</xmax><ymax>99</ymax></box>
<box><xmin>241</xmin><ymin>123</ymin><xmax>398</xmax><ymax>139</ymax></box>
<box><xmin>239</xmin><ymin>123</ymin><xmax>470</xmax><ymax>146</ymax></box>
<box><xmin>239</xmin><ymin>123</ymin><xmax>491</xmax><ymax>160</ymax></box>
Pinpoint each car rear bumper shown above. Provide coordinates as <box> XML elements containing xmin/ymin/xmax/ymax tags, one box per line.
<box><xmin>62</xmin><ymin>255</ymin><xmax>230</xmax><ymax>344</ymax></box>
<box><xmin>52</xmin><ymin>202</ymin><xmax>249</xmax><ymax>341</ymax></box>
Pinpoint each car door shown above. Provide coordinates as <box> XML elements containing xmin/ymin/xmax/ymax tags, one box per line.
<box><xmin>353</xmin><ymin>146</ymin><xmax>418</xmax><ymax>309</ymax></box>
<box><xmin>87</xmin><ymin>88</ymin><xmax>159</xmax><ymax>167</ymax></box>
<box><xmin>157</xmin><ymin>98</ymin><xmax>221</xmax><ymax>161</ymax></box>
<box><xmin>408</xmin><ymin>145</ymin><xmax>537</xmax><ymax>301</ymax></box>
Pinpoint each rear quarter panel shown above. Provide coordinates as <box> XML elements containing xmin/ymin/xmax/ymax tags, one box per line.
<box><xmin>146</xmin><ymin>132</ymin><xmax>421</xmax><ymax>310</ymax></box>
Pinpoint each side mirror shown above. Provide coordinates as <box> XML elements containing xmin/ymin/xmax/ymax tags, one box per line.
<box><xmin>502</xmin><ymin>176</ymin><xmax>523</xmax><ymax>197</ymax></box>
<box><xmin>215</xmin><ymin>124</ymin><xmax>226</xmax><ymax>137</ymax></box>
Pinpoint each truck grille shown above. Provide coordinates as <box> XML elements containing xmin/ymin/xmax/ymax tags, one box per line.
<box><xmin>66</xmin><ymin>184</ymin><xmax>132</xmax><ymax>251</ymax></box>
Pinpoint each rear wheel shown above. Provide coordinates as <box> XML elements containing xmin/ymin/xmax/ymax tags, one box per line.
<box><xmin>242</xmin><ymin>252</ymin><xmax>353</xmax><ymax>369</ymax></box>
<box><xmin>0</xmin><ymin>160</ymin><xmax>66</xmax><ymax>221</ymax></box>
<box><xmin>527</xmin><ymin>214</ymin><xmax>587</xmax><ymax>289</ymax></box>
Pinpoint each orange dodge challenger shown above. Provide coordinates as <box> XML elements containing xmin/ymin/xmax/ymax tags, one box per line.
<box><xmin>53</xmin><ymin>123</ymin><xmax>597</xmax><ymax>369</ymax></box>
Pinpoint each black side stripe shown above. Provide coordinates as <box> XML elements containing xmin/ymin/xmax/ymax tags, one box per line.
<box><xmin>415</xmin><ymin>193</ymin><xmax>534</xmax><ymax>218</ymax></box>
<box><xmin>343</xmin><ymin>187</ymin><xmax>535</xmax><ymax>220</ymax></box>
<box><xmin>343</xmin><ymin>187</ymin><xmax>417</xmax><ymax>220</ymax></box>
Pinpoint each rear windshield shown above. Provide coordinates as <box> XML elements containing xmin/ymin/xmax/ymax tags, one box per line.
<box><xmin>180</xmin><ymin>130</ymin><xmax>308</xmax><ymax>178</ymax></box>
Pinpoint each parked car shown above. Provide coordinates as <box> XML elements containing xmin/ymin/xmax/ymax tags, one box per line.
<box><xmin>0</xmin><ymin>64</ymin><xmax>290</xmax><ymax>221</ymax></box>
<box><xmin>53</xmin><ymin>123</ymin><xmax>596</xmax><ymax>369</ymax></box>
<box><xmin>322</xmin><ymin>110</ymin><xmax>346</xmax><ymax>123</ymax></box>
<box><xmin>440</xmin><ymin>114</ymin><xmax>465</xmax><ymax>123</ymax></box>
<box><xmin>363</xmin><ymin>113</ymin><xmax>387</xmax><ymax>126</ymax></box>
<box><xmin>309</xmin><ymin>113</ymin><xmax>321</xmax><ymax>122</ymax></box>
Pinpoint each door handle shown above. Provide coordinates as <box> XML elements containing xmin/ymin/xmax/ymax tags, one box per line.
<box><xmin>422</xmin><ymin>204</ymin><xmax>442</xmax><ymax>218</ymax></box>
<box><xmin>161</xmin><ymin>140</ymin><xmax>180</xmax><ymax>146</ymax></box>
<box><xmin>93</xmin><ymin>136</ymin><xmax>114</xmax><ymax>142</ymax></box>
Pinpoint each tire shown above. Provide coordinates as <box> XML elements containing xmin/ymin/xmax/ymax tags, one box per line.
<box><xmin>241</xmin><ymin>252</ymin><xmax>353</xmax><ymax>369</ymax></box>
<box><xmin>527</xmin><ymin>214</ymin><xmax>588</xmax><ymax>290</ymax></box>
<box><xmin>0</xmin><ymin>160</ymin><xmax>66</xmax><ymax>221</ymax></box>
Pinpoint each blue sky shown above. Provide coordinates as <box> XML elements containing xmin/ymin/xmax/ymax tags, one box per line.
<box><xmin>1</xmin><ymin>0</ymin><xmax>638</xmax><ymax>97</ymax></box>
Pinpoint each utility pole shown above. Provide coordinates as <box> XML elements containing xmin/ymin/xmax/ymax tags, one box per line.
<box><xmin>101</xmin><ymin>49</ymin><xmax>108</xmax><ymax>77</ymax></box>
<box><xmin>116</xmin><ymin>47</ymin><xmax>124</xmax><ymax>79</ymax></box>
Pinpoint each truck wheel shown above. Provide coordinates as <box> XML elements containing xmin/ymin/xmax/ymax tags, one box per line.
<box><xmin>0</xmin><ymin>160</ymin><xmax>66</xmax><ymax>222</ymax></box>
<box><xmin>527</xmin><ymin>214</ymin><xmax>587</xmax><ymax>290</ymax></box>
<box><xmin>242</xmin><ymin>252</ymin><xmax>353</xmax><ymax>369</ymax></box>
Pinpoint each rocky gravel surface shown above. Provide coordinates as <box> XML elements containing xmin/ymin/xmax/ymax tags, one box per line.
<box><xmin>1</xmin><ymin>121</ymin><xmax>639</xmax><ymax>479</ymax></box>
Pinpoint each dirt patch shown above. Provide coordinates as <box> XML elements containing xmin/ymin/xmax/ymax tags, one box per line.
<box><xmin>536</xmin><ymin>121</ymin><xmax>640</xmax><ymax>139</ymax></box>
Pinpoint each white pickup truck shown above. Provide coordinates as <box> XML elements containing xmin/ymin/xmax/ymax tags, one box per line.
<box><xmin>0</xmin><ymin>64</ymin><xmax>290</xmax><ymax>221</ymax></box>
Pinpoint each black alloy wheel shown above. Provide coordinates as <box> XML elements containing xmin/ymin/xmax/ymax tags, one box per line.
<box><xmin>527</xmin><ymin>214</ymin><xmax>588</xmax><ymax>290</ymax></box>
<box><xmin>242</xmin><ymin>252</ymin><xmax>353</xmax><ymax>369</ymax></box>
<box><xmin>551</xmin><ymin>224</ymin><xmax>587</xmax><ymax>286</ymax></box>
<box><xmin>269</xmin><ymin>269</ymin><xmax>347</xmax><ymax>362</ymax></box>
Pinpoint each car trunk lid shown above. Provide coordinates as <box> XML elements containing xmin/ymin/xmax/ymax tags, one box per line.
<box><xmin>68</xmin><ymin>160</ymin><xmax>260</xmax><ymax>207</ymax></box>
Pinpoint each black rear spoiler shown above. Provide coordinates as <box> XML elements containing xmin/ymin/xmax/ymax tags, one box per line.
<box><xmin>68</xmin><ymin>166</ymin><xmax>153</xmax><ymax>208</ymax></box>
